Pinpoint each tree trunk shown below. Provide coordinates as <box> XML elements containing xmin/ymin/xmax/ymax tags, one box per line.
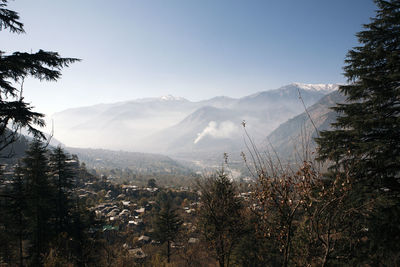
<box><xmin>167</xmin><ymin>240</ymin><xmax>171</xmax><ymax>263</ymax></box>
<box><xmin>17</xmin><ymin>206</ymin><xmax>23</xmax><ymax>267</ymax></box>
<box><xmin>218</xmin><ymin>237</ymin><xmax>225</xmax><ymax>267</ymax></box>
<box><xmin>19</xmin><ymin>221</ymin><xmax>23</xmax><ymax>267</ymax></box>
<box><xmin>321</xmin><ymin>220</ymin><xmax>332</xmax><ymax>267</ymax></box>
<box><xmin>283</xmin><ymin>220</ymin><xmax>293</xmax><ymax>267</ymax></box>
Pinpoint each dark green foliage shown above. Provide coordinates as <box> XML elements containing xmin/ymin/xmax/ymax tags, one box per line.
<box><xmin>0</xmin><ymin>0</ymin><xmax>24</xmax><ymax>33</ymax></box>
<box><xmin>9</xmin><ymin>165</ymin><xmax>27</xmax><ymax>266</ymax></box>
<box><xmin>147</xmin><ymin>178</ymin><xmax>157</xmax><ymax>188</ymax></box>
<box><xmin>22</xmin><ymin>139</ymin><xmax>55</xmax><ymax>265</ymax></box>
<box><xmin>316</xmin><ymin>0</ymin><xmax>400</xmax><ymax>265</ymax></box>
<box><xmin>0</xmin><ymin>130</ymin><xmax>30</xmax><ymax>160</ymax></box>
<box><xmin>364</xmin><ymin>196</ymin><xmax>400</xmax><ymax>265</ymax></box>
<box><xmin>49</xmin><ymin>146</ymin><xmax>75</xmax><ymax>233</ymax></box>
<box><xmin>231</xmin><ymin>211</ymin><xmax>273</xmax><ymax>267</ymax></box>
<box><xmin>316</xmin><ymin>0</ymin><xmax>400</xmax><ymax>192</ymax></box>
<box><xmin>0</xmin><ymin>1</ymin><xmax>79</xmax><ymax>154</ymax></box>
<box><xmin>153</xmin><ymin>199</ymin><xmax>182</xmax><ymax>263</ymax></box>
<box><xmin>197</xmin><ymin>171</ymin><xmax>245</xmax><ymax>267</ymax></box>
<box><xmin>0</xmin><ymin>139</ymin><xmax>103</xmax><ymax>266</ymax></box>
<box><xmin>0</xmin><ymin>164</ymin><xmax>27</xmax><ymax>265</ymax></box>
<box><xmin>59</xmin><ymin>199</ymin><xmax>104</xmax><ymax>266</ymax></box>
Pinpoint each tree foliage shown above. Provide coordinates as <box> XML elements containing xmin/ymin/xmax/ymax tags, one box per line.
<box><xmin>0</xmin><ymin>0</ymin><xmax>23</xmax><ymax>33</ymax></box>
<box><xmin>153</xmin><ymin>198</ymin><xmax>182</xmax><ymax>263</ymax></box>
<box><xmin>316</xmin><ymin>0</ymin><xmax>400</xmax><ymax>264</ymax></box>
<box><xmin>49</xmin><ymin>146</ymin><xmax>75</xmax><ymax>233</ymax></box>
<box><xmin>0</xmin><ymin>140</ymin><xmax>104</xmax><ymax>266</ymax></box>
<box><xmin>197</xmin><ymin>171</ymin><xmax>245</xmax><ymax>267</ymax></box>
<box><xmin>22</xmin><ymin>139</ymin><xmax>55</xmax><ymax>265</ymax></box>
<box><xmin>0</xmin><ymin>0</ymin><xmax>79</xmax><ymax>153</ymax></box>
<box><xmin>316</xmin><ymin>0</ymin><xmax>400</xmax><ymax>193</ymax></box>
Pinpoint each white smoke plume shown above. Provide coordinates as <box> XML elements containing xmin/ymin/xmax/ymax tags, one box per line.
<box><xmin>194</xmin><ymin>121</ymin><xmax>238</xmax><ymax>144</ymax></box>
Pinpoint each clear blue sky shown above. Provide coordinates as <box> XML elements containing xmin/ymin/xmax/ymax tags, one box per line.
<box><xmin>1</xmin><ymin>0</ymin><xmax>376</xmax><ymax>115</ymax></box>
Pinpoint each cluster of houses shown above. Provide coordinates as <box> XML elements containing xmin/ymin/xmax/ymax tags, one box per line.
<box><xmin>87</xmin><ymin>190</ymin><xmax>155</xmax><ymax>259</ymax></box>
<box><xmin>83</xmin><ymin>179</ymin><xmax>203</xmax><ymax>261</ymax></box>
<box><xmin>2</xmin><ymin>159</ymin><xmax>256</xmax><ymax>263</ymax></box>
<box><xmin>92</xmin><ymin>200</ymin><xmax>150</xmax><ymax>231</ymax></box>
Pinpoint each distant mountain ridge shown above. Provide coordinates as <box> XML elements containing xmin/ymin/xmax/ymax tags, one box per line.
<box><xmin>291</xmin><ymin>82</ymin><xmax>339</xmax><ymax>93</ymax></box>
<box><xmin>51</xmin><ymin>83</ymin><xmax>340</xmax><ymax>162</ymax></box>
<box><xmin>267</xmin><ymin>90</ymin><xmax>346</xmax><ymax>160</ymax></box>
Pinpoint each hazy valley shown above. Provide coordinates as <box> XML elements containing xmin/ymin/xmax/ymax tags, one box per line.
<box><xmin>50</xmin><ymin>83</ymin><xmax>339</xmax><ymax>168</ymax></box>
<box><xmin>1</xmin><ymin>1</ymin><xmax>397</xmax><ymax>265</ymax></box>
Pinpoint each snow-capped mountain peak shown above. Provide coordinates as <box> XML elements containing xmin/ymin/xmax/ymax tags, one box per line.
<box><xmin>291</xmin><ymin>82</ymin><xmax>339</xmax><ymax>93</ymax></box>
<box><xmin>132</xmin><ymin>95</ymin><xmax>188</xmax><ymax>103</ymax></box>
<box><xmin>159</xmin><ymin>95</ymin><xmax>187</xmax><ymax>101</ymax></box>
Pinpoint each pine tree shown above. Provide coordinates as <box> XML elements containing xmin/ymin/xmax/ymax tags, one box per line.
<box><xmin>49</xmin><ymin>146</ymin><xmax>75</xmax><ymax>233</ymax></box>
<box><xmin>153</xmin><ymin>199</ymin><xmax>182</xmax><ymax>263</ymax></box>
<box><xmin>316</xmin><ymin>0</ymin><xmax>400</xmax><ymax>192</ymax></box>
<box><xmin>197</xmin><ymin>171</ymin><xmax>245</xmax><ymax>267</ymax></box>
<box><xmin>0</xmin><ymin>164</ymin><xmax>29</xmax><ymax>266</ymax></box>
<box><xmin>316</xmin><ymin>0</ymin><xmax>400</xmax><ymax>264</ymax></box>
<box><xmin>0</xmin><ymin>170</ymin><xmax>19</xmax><ymax>265</ymax></box>
<box><xmin>0</xmin><ymin>0</ymin><xmax>79</xmax><ymax>153</ymax></box>
<box><xmin>10</xmin><ymin>164</ymin><xmax>27</xmax><ymax>267</ymax></box>
<box><xmin>22</xmin><ymin>139</ymin><xmax>55</xmax><ymax>266</ymax></box>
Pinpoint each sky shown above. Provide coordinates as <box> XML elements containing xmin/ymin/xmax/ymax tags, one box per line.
<box><xmin>1</xmin><ymin>0</ymin><xmax>376</xmax><ymax>116</ymax></box>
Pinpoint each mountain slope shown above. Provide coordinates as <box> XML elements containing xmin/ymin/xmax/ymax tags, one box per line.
<box><xmin>267</xmin><ymin>90</ymin><xmax>346</xmax><ymax>160</ymax></box>
<box><xmin>66</xmin><ymin>147</ymin><xmax>194</xmax><ymax>175</ymax></box>
<box><xmin>50</xmin><ymin>83</ymin><xmax>339</xmax><ymax>159</ymax></box>
<box><xmin>141</xmin><ymin>84</ymin><xmax>340</xmax><ymax>161</ymax></box>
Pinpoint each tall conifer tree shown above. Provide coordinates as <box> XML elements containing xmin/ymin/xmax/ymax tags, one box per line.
<box><xmin>316</xmin><ymin>1</ymin><xmax>400</xmax><ymax>264</ymax></box>
<box><xmin>197</xmin><ymin>172</ymin><xmax>245</xmax><ymax>267</ymax></box>
<box><xmin>10</xmin><ymin>164</ymin><xmax>27</xmax><ymax>267</ymax></box>
<box><xmin>153</xmin><ymin>199</ymin><xmax>182</xmax><ymax>263</ymax></box>
<box><xmin>49</xmin><ymin>146</ymin><xmax>75</xmax><ymax>233</ymax></box>
<box><xmin>316</xmin><ymin>0</ymin><xmax>400</xmax><ymax>192</ymax></box>
<box><xmin>22</xmin><ymin>139</ymin><xmax>55</xmax><ymax>266</ymax></box>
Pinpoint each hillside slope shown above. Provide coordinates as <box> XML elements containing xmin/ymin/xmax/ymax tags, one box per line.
<box><xmin>267</xmin><ymin>91</ymin><xmax>346</xmax><ymax>160</ymax></box>
<box><xmin>50</xmin><ymin>83</ymin><xmax>339</xmax><ymax>161</ymax></box>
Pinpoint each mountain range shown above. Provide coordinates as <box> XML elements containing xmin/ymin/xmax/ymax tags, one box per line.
<box><xmin>266</xmin><ymin>90</ymin><xmax>346</xmax><ymax>161</ymax></box>
<box><xmin>51</xmin><ymin>83</ymin><xmax>340</xmax><ymax>163</ymax></box>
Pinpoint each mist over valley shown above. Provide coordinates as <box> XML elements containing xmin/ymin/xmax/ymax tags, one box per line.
<box><xmin>50</xmin><ymin>83</ymin><xmax>339</xmax><ymax>168</ymax></box>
